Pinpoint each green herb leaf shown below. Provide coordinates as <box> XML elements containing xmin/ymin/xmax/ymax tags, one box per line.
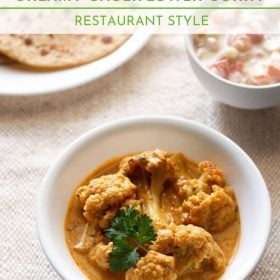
<box><xmin>134</xmin><ymin>213</ymin><xmax>157</xmax><ymax>245</ymax></box>
<box><xmin>105</xmin><ymin>206</ymin><xmax>138</xmax><ymax>241</ymax></box>
<box><xmin>104</xmin><ymin>206</ymin><xmax>157</xmax><ymax>272</ymax></box>
<box><xmin>109</xmin><ymin>238</ymin><xmax>140</xmax><ymax>272</ymax></box>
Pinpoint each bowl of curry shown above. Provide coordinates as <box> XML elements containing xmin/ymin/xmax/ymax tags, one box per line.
<box><xmin>37</xmin><ymin>116</ymin><xmax>271</xmax><ymax>280</ymax></box>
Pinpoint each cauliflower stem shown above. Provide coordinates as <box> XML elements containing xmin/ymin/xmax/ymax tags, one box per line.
<box><xmin>148</xmin><ymin>171</ymin><xmax>168</xmax><ymax>222</ymax></box>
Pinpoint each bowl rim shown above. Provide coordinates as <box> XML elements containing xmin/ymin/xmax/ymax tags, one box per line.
<box><xmin>37</xmin><ymin>115</ymin><xmax>272</xmax><ymax>280</ymax></box>
<box><xmin>185</xmin><ymin>34</ymin><xmax>280</xmax><ymax>90</ymax></box>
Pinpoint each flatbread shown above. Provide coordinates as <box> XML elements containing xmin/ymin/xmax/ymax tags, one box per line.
<box><xmin>0</xmin><ymin>53</ymin><xmax>14</xmax><ymax>65</ymax></box>
<box><xmin>0</xmin><ymin>35</ymin><xmax>130</xmax><ymax>69</ymax></box>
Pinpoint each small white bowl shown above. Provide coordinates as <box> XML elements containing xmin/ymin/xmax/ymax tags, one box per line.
<box><xmin>37</xmin><ymin>116</ymin><xmax>271</xmax><ymax>280</ymax></box>
<box><xmin>185</xmin><ymin>35</ymin><xmax>280</xmax><ymax>109</ymax></box>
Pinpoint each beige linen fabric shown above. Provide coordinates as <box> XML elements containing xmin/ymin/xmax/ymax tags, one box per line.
<box><xmin>0</xmin><ymin>35</ymin><xmax>279</xmax><ymax>279</ymax></box>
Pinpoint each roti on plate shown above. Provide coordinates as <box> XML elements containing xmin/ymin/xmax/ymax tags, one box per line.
<box><xmin>0</xmin><ymin>34</ymin><xmax>130</xmax><ymax>69</ymax></box>
<box><xmin>0</xmin><ymin>53</ymin><xmax>13</xmax><ymax>65</ymax></box>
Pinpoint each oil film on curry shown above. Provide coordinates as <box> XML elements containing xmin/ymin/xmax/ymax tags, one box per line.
<box><xmin>0</xmin><ymin>0</ymin><xmax>277</xmax><ymax>279</ymax></box>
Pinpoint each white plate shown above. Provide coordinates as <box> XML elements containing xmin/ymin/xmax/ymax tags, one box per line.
<box><xmin>0</xmin><ymin>30</ymin><xmax>152</xmax><ymax>96</ymax></box>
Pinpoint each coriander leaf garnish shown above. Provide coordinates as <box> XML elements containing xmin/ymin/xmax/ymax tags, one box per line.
<box><xmin>104</xmin><ymin>206</ymin><xmax>157</xmax><ymax>272</ymax></box>
<box><xmin>134</xmin><ymin>213</ymin><xmax>157</xmax><ymax>245</ymax></box>
<box><xmin>104</xmin><ymin>206</ymin><xmax>138</xmax><ymax>241</ymax></box>
<box><xmin>108</xmin><ymin>238</ymin><xmax>140</xmax><ymax>272</ymax></box>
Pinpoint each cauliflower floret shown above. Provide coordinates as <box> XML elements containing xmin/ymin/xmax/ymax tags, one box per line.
<box><xmin>122</xmin><ymin>196</ymin><xmax>143</xmax><ymax>213</ymax></box>
<box><xmin>174</xmin><ymin>225</ymin><xmax>225</xmax><ymax>273</ymax></box>
<box><xmin>150</xmin><ymin>223</ymin><xmax>225</xmax><ymax>274</ymax></box>
<box><xmin>120</xmin><ymin>149</ymin><xmax>175</xmax><ymax>176</ymax></box>
<box><xmin>174</xmin><ymin>161</ymin><xmax>236</xmax><ymax>231</ymax></box>
<box><xmin>175</xmin><ymin>161</ymin><xmax>225</xmax><ymax>201</ymax></box>
<box><xmin>88</xmin><ymin>242</ymin><xmax>113</xmax><ymax>271</ymax></box>
<box><xmin>177</xmin><ymin>177</ymin><xmax>211</xmax><ymax>198</ymax></box>
<box><xmin>125</xmin><ymin>250</ymin><xmax>177</xmax><ymax>280</ymax></box>
<box><xmin>120</xmin><ymin>150</ymin><xmax>175</xmax><ymax>222</ymax></box>
<box><xmin>182</xmin><ymin>185</ymin><xmax>237</xmax><ymax>232</ymax></box>
<box><xmin>98</xmin><ymin>196</ymin><xmax>143</xmax><ymax>228</ymax></box>
<box><xmin>150</xmin><ymin>222</ymin><xmax>175</xmax><ymax>255</ymax></box>
<box><xmin>98</xmin><ymin>208</ymin><xmax>118</xmax><ymax>229</ymax></box>
<box><xmin>198</xmin><ymin>161</ymin><xmax>225</xmax><ymax>187</ymax></box>
<box><xmin>76</xmin><ymin>174</ymin><xmax>137</xmax><ymax>222</ymax></box>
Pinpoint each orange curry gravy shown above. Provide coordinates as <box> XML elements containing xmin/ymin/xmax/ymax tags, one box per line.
<box><xmin>65</xmin><ymin>153</ymin><xmax>240</xmax><ymax>280</ymax></box>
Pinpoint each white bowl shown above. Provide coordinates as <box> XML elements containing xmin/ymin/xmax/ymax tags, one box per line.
<box><xmin>37</xmin><ymin>116</ymin><xmax>271</xmax><ymax>280</ymax></box>
<box><xmin>185</xmin><ymin>35</ymin><xmax>280</xmax><ymax>109</ymax></box>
